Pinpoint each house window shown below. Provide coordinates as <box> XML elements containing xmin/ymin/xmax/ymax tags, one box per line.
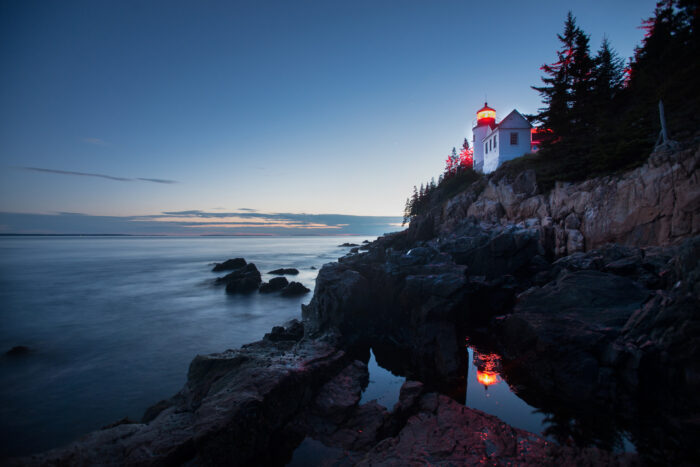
<box><xmin>510</xmin><ymin>132</ymin><xmax>518</xmax><ymax>145</ymax></box>
<box><xmin>484</xmin><ymin>143</ymin><xmax>487</xmax><ymax>154</ymax></box>
<box><xmin>494</xmin><ymin>137</ymin><xmax>497</xmax><ymax>149</ymax></box>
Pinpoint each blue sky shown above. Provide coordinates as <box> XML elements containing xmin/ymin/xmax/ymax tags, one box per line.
<box><xmin>0</xmin><ymin>0</ymin><xmax>658</xmax><ymax>235</ymax></box>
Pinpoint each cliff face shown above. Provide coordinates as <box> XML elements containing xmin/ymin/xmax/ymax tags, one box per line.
<box><xmin>431</xmin><ymin>143</ymin><xmax>699</xmax><ymax>257</ymax></box>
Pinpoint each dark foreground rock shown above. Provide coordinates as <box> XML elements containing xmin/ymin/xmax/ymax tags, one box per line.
<box><xmin>259</xmin><ymin>276</ymin><xmax>289</xmax><ymax>293</ymax></box>
<box><xmin>211</xmin><ymin>257</ymin><xmax>246</xmax><ymax>272</ymax></box>
<box><xmin>15</xmin><ymin>324</ymin><xmax>635</xmax><ymax>466</ymax></box>
<box><xmin>14</xmin><ymin>321</ymin><xmax>347</xmax><ymax>466</ymax></box>
<box><xmin>338</xmin><ymin>242</ymin><xmax>359</xmax><ymax>247</ymax></box>
<box><xmin>215</xmin><ymin>263</ymin><xmax>261</xmax><ymax>294</ymax></box>
<box><xmin>499</xmin><ymin>270</ymin><xmax>650</xmax><ymax>402</ymax></box>
<box><xmin>287</xmin><ymin>368</ymin><xmax>635</xmax><ymax>466</ymax></box>
<box><xmin>281</xmin><ymin>281</ymin><xmax>311</xmax><ymax>297</ymax></box>
<box><xmin>268</xmin><ymin>268</ymin><xmax>299</xmax><ymax>275</ymax></box>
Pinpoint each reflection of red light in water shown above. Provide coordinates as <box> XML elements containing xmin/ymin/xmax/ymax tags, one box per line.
<box><xmin>476</xmin><ymin>370</ymin><xmax>498</xmax><ymax>386</ymax></box>
<box><xmin>472</xmin><ymin>349</ymin><xmax>503</xmax><ymax>389</ymax></box>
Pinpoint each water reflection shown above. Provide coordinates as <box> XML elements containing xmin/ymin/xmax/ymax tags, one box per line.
<box><xmin>472</xmin><ymin>350</ymin><xmax>502</xmax><ymax>388</ymax></box>
<box><xmin>355</xmin><ymin>336</ymin><xmax>641</xmax><ymax>457</ymax></box>
<box><xmin>465</xmin><ymin>340</ymin><xmax>635</xmax><ymax>454</ymax></box>
<box><xmin>465</xmin><ymin>343</ymin><xmax>547</xmax><ymax>437</ymax></box>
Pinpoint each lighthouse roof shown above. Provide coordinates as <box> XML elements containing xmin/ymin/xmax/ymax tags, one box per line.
<box><xmin>477</xmin><ymin>102</ymin><xmax>495</xmax><ymax>113</ymax></box>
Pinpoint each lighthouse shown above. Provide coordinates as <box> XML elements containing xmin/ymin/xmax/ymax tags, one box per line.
<box><xmin>471</xmin><ymin>102</ymin><xmax>533</xmax><ymax>173</ymax></box>
<box><xmin>472</xmin><ymin>103</ymin><xmax>496</xmax><ymax>173</ymax></box>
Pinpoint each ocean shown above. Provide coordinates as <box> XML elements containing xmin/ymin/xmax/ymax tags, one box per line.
<box><xmin>0</xmin><ymin>235</ymin><xmax>374</xmax><ymax>458</ymax></box>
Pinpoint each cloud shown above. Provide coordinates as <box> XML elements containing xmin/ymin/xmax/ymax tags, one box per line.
<box><xmin>83</xmin><ymin>137</ymin><xmax>107</xmax><ymax>146</ymax></box>
<box><xmin>16</xmin><ymin>167</ymin><xmax>178</xmax><ymax>184</ymax></box>
<box><xmin>141</xmin><ymin>210</ymin><xmax>404</xmax><ymax>234</ymax></box>
<box><xmin>136</xmin><ymin>178</ymin><xmax>178</xmax><ymax>184</ymax></box>
<box><xmin>237</xmin><ymin>208</ymin><xmax>258</xmax><ymax>212</ymax></box>
<box><xmin>0</xmin><ymin>210</ymin><xmax>403</xmax><ymax>236</ymax></box>
<box><xmin>161</xmin><ymin>210</ymin><xmax>204</xmax><ymax>215</ymax></box>
<box><xmin>18</xmin><ymin>166</ymin><xmax>131</xmax><ymax>181</ymax></box>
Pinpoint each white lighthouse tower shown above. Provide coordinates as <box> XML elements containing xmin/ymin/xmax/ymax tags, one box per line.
<box><xmin>472</xmin><ymin>102</ymin><xmax>496</xmax><ymax>173</ymax></box>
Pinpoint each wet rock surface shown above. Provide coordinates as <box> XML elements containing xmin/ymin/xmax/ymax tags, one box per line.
<box><xmin>214</xmin><ymin>263</ymin><xmax>262</xmax><ymax>294</ymax></box>
<box><xmin>259</xmin><ymin>276</ymin><xmax>289</xmax><ymax>293</ymax></box>
<box><xmin>268</xmin><ymin>268</ymin><xmax>300</xmax><ymax>275</ymax></box>
<box><xmin>281</xmin><ymin>281</ymin><xmax>311</xmax><ymax>297</ymax></box>
<box><xmin>211</xmin><ymin>257</ymin><xmax>247</xmax><ymax>272</ymax></box>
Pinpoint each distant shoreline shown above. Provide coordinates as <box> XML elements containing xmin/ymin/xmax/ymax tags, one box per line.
<box><xmin>0</xmin><ymin>233</ymin><xmax>370</xmax><ymax>237</ymax></box>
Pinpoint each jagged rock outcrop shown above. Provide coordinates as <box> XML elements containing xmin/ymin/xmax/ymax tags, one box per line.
<box><xmin>212</xmin><ymin>257</ymin><xmax>247</xmax><ymax>272</ymax></box>
<box><xmin>259</xmin><ymin>276</ymin><xmax>289</xmax><ymax>293</ymax></box>
<box><xmin>280</xmin><ymin>281</ymin><xmax>311</xmax><ymax>297</ymax></box>
<box><xmin>214</xmin><ymin>263</ymin><xmax>262</xmax><ymax>294</ymax></box>
<box><xmin>438</xmin><ymin>143</ymin><xmax>700</xmax><ymax>256</ymax></box>
<box><xmin>268</xmin><ymin>268</ymin><xmax>299</xmax><ymax>275</ymax></box>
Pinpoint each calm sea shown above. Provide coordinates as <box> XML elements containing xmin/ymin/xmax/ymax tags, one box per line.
<box><xmin>0</xmin><ymin>235</ymin><xmax>374</xmax><ymax>458</ymax></box>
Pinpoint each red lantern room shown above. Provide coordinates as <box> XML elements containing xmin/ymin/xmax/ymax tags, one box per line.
<box><xmin>476</xmin><ymin>102</ymin><xmax>496</xmax><ymax>127</ymax></box>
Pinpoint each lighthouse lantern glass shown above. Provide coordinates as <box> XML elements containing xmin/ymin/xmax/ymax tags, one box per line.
<box><xmin>477</xmin><ymin>109</ymin><xmax>496</xmax><ymax>121</ymax></box>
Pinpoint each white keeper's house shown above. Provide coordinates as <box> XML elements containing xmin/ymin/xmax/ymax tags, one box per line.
<box><xmin>472</xmin><ymin>103</ymin><xmax>538</xmax><ymax>173</ymax></box>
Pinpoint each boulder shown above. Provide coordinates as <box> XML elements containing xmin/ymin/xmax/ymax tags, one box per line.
<box><xmin>339</xmin><ymin>243</ymin><xmax>359</xmax><ymax>247</ymax></box>
<box><xmin>259</xmin><ymin>277</ymin><xmax>289</xmax><ymax>293</ymax></box>
<box><xmin>268</xmin><ymin>268</ymin><xmax>299</xmax><ymax>275</ymax></box>
<box><xmin>215</xmin><ymin>263</ymin><xmax>262</xmax><ymax>294</ymax></box>
<box><xmin>281</xmin><ymin>281</ymin><xmax>311</xmax><ymax>297</ymax></box>
<box><xmin>212</xmin><ymin>258</ymin><xmax>246</xmax><ymax>272</ymax></box>
<box><xmin>302</xmin><ymin>263</ymin><xmax>371</xmax><ymax>338</ymax></box>
<box><xmin>263</xmin><ymin>320</ymin><xmax>304</xmax><ymax>342</ymax></box>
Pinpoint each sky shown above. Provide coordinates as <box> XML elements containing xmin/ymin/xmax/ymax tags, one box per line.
<box><xmin>0</xmin><ymin>0</ymin><xmax>658</xmax><ymax>235</ymax></box>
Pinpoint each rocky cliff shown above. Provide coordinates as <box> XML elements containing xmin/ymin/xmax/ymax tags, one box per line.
<box><xmin>425</xmin><ymin>143</ymin><xmax>700</xmax><ymax>256</ymax></box>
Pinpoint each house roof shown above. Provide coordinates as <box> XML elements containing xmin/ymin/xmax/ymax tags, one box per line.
<box><xmin>482</xmin><ymin>109</ymin><xmax>532</xmax><ymax>139</ymax></box>
<box><xmin>495</xmin><ymin>110</ymin><xmax>532</xmax><ymax>129</ymax></box>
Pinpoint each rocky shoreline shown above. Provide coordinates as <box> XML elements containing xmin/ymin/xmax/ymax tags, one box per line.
<box><xmin>13</xmin><ymin>144</ymin><xmax>699</xmax><ymax>466</ymax></box>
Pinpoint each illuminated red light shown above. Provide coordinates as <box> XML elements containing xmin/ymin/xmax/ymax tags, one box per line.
<box><xmin>477</xmin><ymin>110</ymin><xmax>496</xmax><ymax>121</ymax></box>
<box><xmin>476</xmin><ymin>370</ymin><xmax>499</xmax><ymax>386</ymax></box>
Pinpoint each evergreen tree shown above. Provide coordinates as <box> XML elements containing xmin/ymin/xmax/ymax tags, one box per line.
<box><xmin>532</xmin><ymin>12</ymin><xmax>580</xmax><ymax>147</ymax></box>
<box><xmin>627</xmin><ymin>0</ymin><xmax>699</xmax><ymax>141</ymax></box>
<box><xmin>444</xmin><ymin>147</ymin><xmax>460</xmax><ymax>175</ymax></box>
<box><xmin>402</xmin><ymin>197</ymin><xmax>411</xmax><ymax>226</ymax></box>
<box><xmin>593</xmin><ymin>37</ymin><xmax>625</xmax><ymax>102</ymax></box>
<box><xmin>459</xmin><ymin>138</ymin><xmax>474</xmax><ymax>169</ymax></box>
<box><xmin>570</xmin><ymin>28</ymin><xmax>594</xmax><ymax>127</ymax></box>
